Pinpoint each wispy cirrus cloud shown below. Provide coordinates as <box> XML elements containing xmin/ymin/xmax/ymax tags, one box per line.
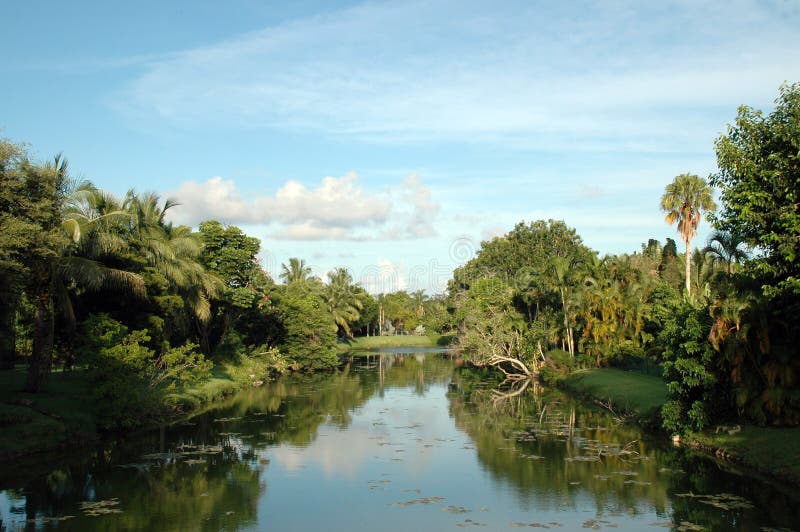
<box><xmin>113</xmin><ymin>0</ymin><xmax>800</xmax><ymax>150</ymax></box>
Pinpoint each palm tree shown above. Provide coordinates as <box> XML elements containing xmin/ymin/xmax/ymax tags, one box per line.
<box><xmin>280</xmin><ymin>257</ymin><xmax>313</xmax><ymax>285</ymax></box>
<box><xmin>660</xmin><ymin>173</ymin><xmax>716</xmax><ymax>295</ymax></box>
<box><xmin>125</xmin><ymin>192</ymin><xmax>222</xmax><ymax>342</ymax></box>
<box><xmin>324</xmin><ymin>267</ymin><xmax>364</xmax><ymax>337</ymax></box>
<box><xmin>703</xmin><ymin>230</ymin><xmax>750</xmax><ymax>274</ymax></box>
<box><xmin>25</xmin><ymin>158</ymin><xmax>145</xmax><ymax>392</ymax></box>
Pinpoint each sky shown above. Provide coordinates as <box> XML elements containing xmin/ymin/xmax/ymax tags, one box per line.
<box><xmin>3</xmin><ymin>0</ymin><xmax>799</xmax><ymax>293</ymax></box>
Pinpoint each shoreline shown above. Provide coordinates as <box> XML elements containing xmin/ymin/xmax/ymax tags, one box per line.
<box><xmin>560</xmin><ymin>368</ymin><xmax>800</xmax><ymax>487</ymax></box>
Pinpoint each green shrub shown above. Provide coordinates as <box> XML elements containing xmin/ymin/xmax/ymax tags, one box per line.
<box><xmin>659</xmin><ymin>302</ymin><xmax>729</xmax><ymax>434</ymax></box>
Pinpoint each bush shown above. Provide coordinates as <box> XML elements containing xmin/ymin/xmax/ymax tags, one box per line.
<box><xmin>659</xmin><ymin>302</ymin><xmax>729</xmax><ymax>434</ymax></box>
<box><xmin>78</xmin><ymin>314</ymin><xmax>213</xmax><ymax>430</ymax></box>
<box><xmin>539</xmin><ymin>349</ymin><xmax>576</xmax><ymax>385</ymax></box>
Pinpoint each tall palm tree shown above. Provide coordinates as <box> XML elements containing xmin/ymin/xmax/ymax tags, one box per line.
<box><xmin>280</xmin><ymin>257</ymin><xmax>313</xmax><ymax>285</ymax></box>
<box><xmin>703</xmin><ymin>230</ymin><xmax>750</xmax><ymax>274</ymax></box>
<box><xmin>660</xmin><ymin>173</ymin><xmax>716</xmax><ymax>296</ymax></box>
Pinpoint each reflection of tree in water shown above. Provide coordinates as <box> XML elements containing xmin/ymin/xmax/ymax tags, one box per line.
<box><xmin>447</xmin><ymin>370</ymin><xmax>672</xmax><ymax>515</ymax></box>
<box><xmin>447</xmin><ymin>370</ymin><xmax>800</xmax><ymax>530</ymax></box>
<box><xmin>8</xmin><ymin>443</ymin><xmax>263</xmax><ymax>531</ymax></box>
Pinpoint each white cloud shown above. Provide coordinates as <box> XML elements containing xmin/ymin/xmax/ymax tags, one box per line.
<box><xmin>254</xmin><ymin>173</ymin><xmax>390</xmax><ymax>227</ymax></box>
<box><xmin>359</xmin><ymin>258</ymin><xmax>407</xmax><ymax>294</ymax></box>
<box><xmin>166</xmin><ymin>171</ymin><xmax>439</xmax><ymax>241</ymax></box>
<box><xmin>115</xmin><ymin>0</ymin><xmax>800</xmax><ymax>150</ymax></box>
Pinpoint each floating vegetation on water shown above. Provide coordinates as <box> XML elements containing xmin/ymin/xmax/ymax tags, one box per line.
<box><xmin>455</xmin><ymin>518</ymin><xmax>486</xmax><ymax>527</ymax></box>
<box><xmin>25</xmin><ymin>515</ymin><xmax>75</xmax><ymax>524</ymax></box>
<box><xmin>760</xmin><ymin>527</ymin><xmax>798</xmax><ymax>532</ymax></box>
<box><xmin>441</xmin><ymin>505</ymin><xmax>470</xmax><ymax>513</ymax></box>
<box><xmin>183</xmin><ymin>458</ymin><xmax>206</xmax><ymax>465</ymax></box>
<box><xmin>658</xmin><ymin>467</ymin><xmax>685</xmax><ymax>474</ymax></box>
<box><xmin>213</xmin><ymin>417</ymin><xmax>242</xmax><ymax>422</ymax></box>
<box><xmin>675</xmin><ymin>492</ymin><xmax>754</xmax><ymax>510</ymax></box>
<box><xmin>393</xmin><ymin>496</ymin><xmax>445</xmax><ymax>506</ymax></box>
<box><xmin>623</xmin><ymin>480</ymin><xmax>651</xmax><ymax>486</ymax></box>
<box><xmin>676</xmin><ymin>521</ymin><xmax>705</xmax><ymax>531</ymax></box>
<box><xmin>611</xmin><ymin>471</ymin><xmax>638</xmax><ymax>476</ymax></box>
<box><xmin>565</xmin><ymin>455</ymin><xmax>601</xmax><ymax>462</ymax></box>
<box><xmin>511</xmin><ymin>522</ymin><xmax>563</xmax><ymax>528</ymax></box>
<box><xmin>402</xmin><ymin>489</ymin><xmax>422</xmax><ymax>494</ymax></box>
<box><xmin>80</xmin><ymin>499</ymin><xmax>123</xmax><ymax>516</ymax></box>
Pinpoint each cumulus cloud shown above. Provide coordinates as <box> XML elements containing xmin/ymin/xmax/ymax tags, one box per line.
<box><xmin>166</xmin><ymin>171</ymin><xmax>439</xmax><ymax>241</ymax></box>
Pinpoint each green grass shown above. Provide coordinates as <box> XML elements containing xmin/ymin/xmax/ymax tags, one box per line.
<box><xmin>0</xmin><ymin>367</ymin><xmax>99</xmax><ymax>459</ymax></box>
<box><xmin>561</xmin><ymin>368</ymin><xmax>668</xmax><ymax>421</ymax></box>
<box><xmin>691</xmin><ymin>425</ymin><xmax>800</xmax><ymax>484</ymax></box>
<box><xmin>561</xmin><ymin>367</ymin><xmax>800</xmax><ymax>484</ymax></box>
<box><xmin>339</xmin><ymin>334</ymin><xmax>453</xmax><ymax>351</ymax></box>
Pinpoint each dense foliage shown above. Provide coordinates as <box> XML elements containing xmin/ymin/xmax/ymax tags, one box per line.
<box><xmin>2</xmin><ymin>83</ymin><xmax>798</xmax><ymax>439</ymax></box>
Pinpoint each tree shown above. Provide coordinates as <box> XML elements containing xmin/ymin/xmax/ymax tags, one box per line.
<box><xmin>274</xmin><ymin>283</ymin><xmax>338</xmax><ymax>371</ymax></box>
<box><xmin>455</xmin><ymin>278</ymin><xmax>538</xmax><ymax>380</ymax></box>
<box><xmin>323</xmin><ymin>267</ymin><xmax>364</xmax><ymax>338</ymax></box>
<box><xmin>660</xmin><ymin>173</ymin><xmax>716</xmax><ymax>296</ymax></box>
<box><xmin>280</xmin><ymin>257</ymin><xmax>313</xmax><ymax>285</ymax></box>
<box><xmin>702</xmin><ymin>230</ymin><xmax>749</xmax><ymax>275</ymax></box>
<box><xmin>710</xmin><ymin>82</ymin><xmax>800</xmax><ymax>297</ymax></box>
<box><xmin>198</xmin><ymin>220</ymin><xmax>274</xmax><ymax>351</ymax></box>
<box><xmin>4</xmin><ymin>155</ymin><xmax>145</xmax><ymax>391</ymax></box>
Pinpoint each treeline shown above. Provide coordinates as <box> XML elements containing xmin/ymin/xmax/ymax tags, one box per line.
<box><xmin>0</xmin><ymin>148</ymin><xmax>448</xmax><ymax>427</ymax></box>
<box><xmin>447</xmin><ymin>83</ymin><xmax>800</xmax><ymax>433</ymax></box>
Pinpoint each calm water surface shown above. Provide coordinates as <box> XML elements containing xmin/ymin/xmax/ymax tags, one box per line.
<box><xmin>1</xmin><ymin>350</ymin><xmax>798</xmax><ymax>531</ymax></box>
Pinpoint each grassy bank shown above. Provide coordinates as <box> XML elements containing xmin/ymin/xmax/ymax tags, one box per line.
<box><xmin>339</xmin><ymin>334</ymin><xmax>453</xmax><ymax>351</ymax></box>
<box><xmin>561</xmin><ymin>368</ymin><xmax>668</xmax><ymax>424</ymax></box>
<box><xmin>0</xmin><ymin>355</ymin><xmax>283</xmax><ymax>461</ymax></box>
<box><xmin>0</xmin><ymin>368</ymin><xmax>99</xmax><ymax>460</ymax></box>
<box><xmin>561</xmin><ymin>367</ymin><xmax>800</xmax><ymax>485</ymax></box>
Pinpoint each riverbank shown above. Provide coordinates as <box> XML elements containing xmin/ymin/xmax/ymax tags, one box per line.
<box><xmin>561</xmin><ymin>368</ymin><xmax>800</xmax><ymax>486</ymax></box>
<box><xmin>0</xmin><ymin>337</ymin><xmax>454</xmax><ymax>461</ymax></box>
<box><xmin>338</xmin><ymin>333</ymin><xmax>453</xmax><ymax>351</ymax></box>
<box><xmin>0</xmin><ymin>354</ymin><xmax>285</xmax><ymax>461</ymax></box>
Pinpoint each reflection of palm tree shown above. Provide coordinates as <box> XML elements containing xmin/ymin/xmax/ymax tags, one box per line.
<box><xmin>703</xmin><ymin>230</ymin><xmax>749</xmax><ymax>274</ymax></box>
<box><xmin>660</xmin><ymin>173</ymin><xmax>716</xmax><ymax>295</ymax></box>
<box><xmin>280</xmin><ymin>257</ymin><xmax>312</xmax><ymax>285</ymax></box>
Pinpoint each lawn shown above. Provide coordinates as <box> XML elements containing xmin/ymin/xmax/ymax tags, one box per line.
<box><xmin>0</xmin><ymin>367</ymin><xmax>99</xmax><ymax>459</ymax></box>
<box><xmin>691</xmin><ymin>425</ymin><xmax>800</xmax><ymax>484</ymax></box>
<box><xmin>561</xmin><ymin>368</ymin><xmax>668</xmax><ymax>421</ymax></box>
<box><xmin>561</xmin><ymin>367</ymin><xmax>800</xmax><ymax>485</ymax></box>
<box><xmin>339</xmin><ymin>334</ymin><xmax>453</xmax><ymax>351</ymax></box>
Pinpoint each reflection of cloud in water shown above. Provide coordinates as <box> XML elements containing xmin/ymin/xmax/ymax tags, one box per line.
<box><xmin>271</xmin><ymin>427</ymin><xmax>377</xmax><ymax>478</ymax></box>
<box><xmin>270</xmin><ymin>385</ymin><xmax>458</xmax><ymax>480</ymax></box>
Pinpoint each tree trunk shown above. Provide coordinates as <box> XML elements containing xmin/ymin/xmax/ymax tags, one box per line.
<box><xmin>0</xmin><ymin>286</ymin><xmax>18</xmax><ymax>370</ymax></box>
<box><xmin>684</xmin><ymin>237</ymin><xmax>692</xmax><ymax>295</ymax></box>
<box><xmin>25</xmin><ymin>291</ymin><xmax>54</xmax><ymax>392</ymax></box>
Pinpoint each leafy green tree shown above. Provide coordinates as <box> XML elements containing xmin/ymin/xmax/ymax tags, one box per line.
<box><xmin>274</xmin><ymin>284</ymin><xmax>338</xmax><ymax>370</ymax></box>
<box><xmin>660</xmin><ymin>301</ymin><xmax>727</xmax><ymax>434</ymax></box>
<box><xmin>711</xmin><ymin>82</ymin><xmax>800</xmax><ymax>297</ymax></box>
<box><xmin>1</xmin><ymin>153</ymin><xmax>144</xmax><ymax>391</ymax></box>
<box><xmin>198</xmin><ymin>220</ymin><xmax>275</xmax><ymax>352</ymax></box>
<box><xmin>0</xmin><ymin>140</ymin><xmax>29</xmax><ymax>369</ymax></box>
<box><xmin>455</xmin><ymin>278</ymin><xmax>537</xmax><ymax>379</ymax></box>
<box><xmin>660</xmin><ymin>173</ymin><xmax>717</xmax><ymax>296</ymax></box>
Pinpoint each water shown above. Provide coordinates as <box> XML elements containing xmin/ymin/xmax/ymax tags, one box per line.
<box><xmin>1</xmin><ymin>350</ymin><xmax>798</xmax><ymax>531</ymax></box>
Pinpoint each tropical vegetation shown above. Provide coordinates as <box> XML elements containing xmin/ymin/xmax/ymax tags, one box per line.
<box><xmin>1</xmin><ymin>82</ymin><xmax>798</xmax><ymax>462</ymax></box>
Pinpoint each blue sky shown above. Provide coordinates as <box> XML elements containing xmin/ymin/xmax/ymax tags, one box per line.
<box><xmin>3</xmin><ymin>0</ymin><xmax>799</xmax><ymax>293</ymax></box>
